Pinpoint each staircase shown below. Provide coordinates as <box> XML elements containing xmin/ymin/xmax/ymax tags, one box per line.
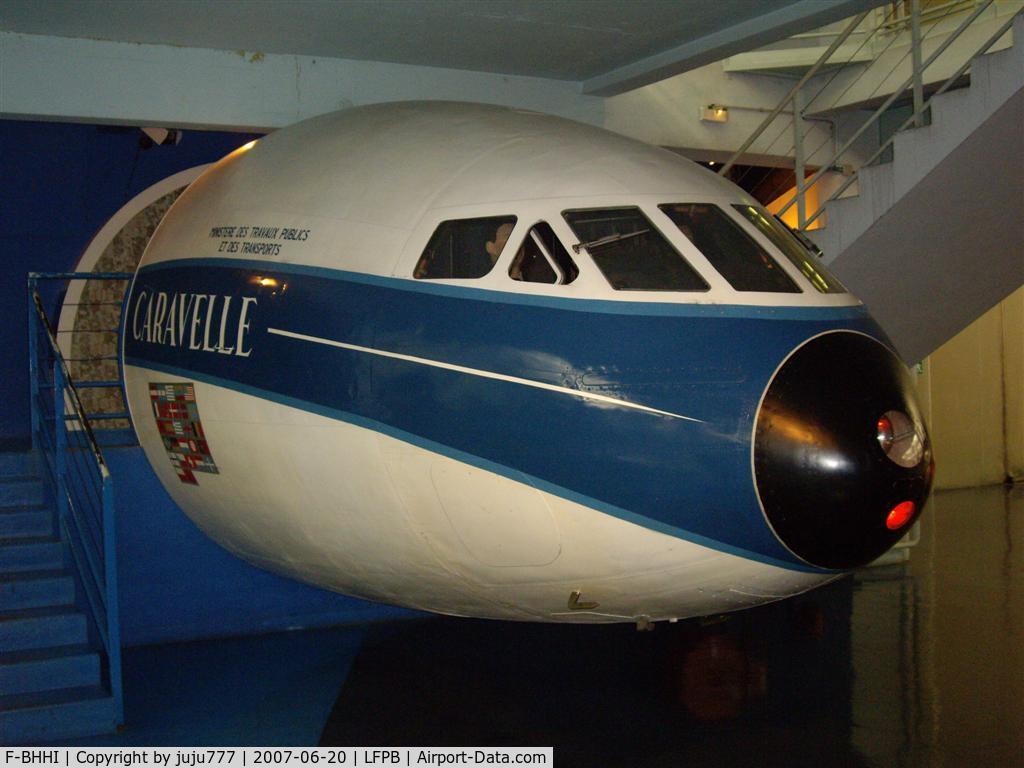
<box><xmin>811</xmin><ymin>11</ymin><xmax>1024</xmax><ymax>363</ymax></box>
<box><xmin>719</xmin><ymin>4</ymin><xmax>1023</xmax><ymax>365</ymax></box>
<box><xmin>0</xmin><ymin>450</ymin><xmax>118</xmax><ymax>744</ymax></box>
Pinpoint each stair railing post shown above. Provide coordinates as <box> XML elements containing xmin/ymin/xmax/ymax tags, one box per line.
<box><xmin>28</xmin><ymin>280</ymin><xmax>40</xmax><ymax>451</ymax></box>
<box><xmin>793</xmin><ymin>86</ymin><xmax>807</xmax><ymax>231</ymax></box>
<box><xmin>53</xmin><ymin>360</ymin><xmax>68</xmax><ymax>524</ymax></box>
<box><xmin>101</xmin><ymin>471</ymin><xmax>124</xmax><ymax>725</ymax></box>
<box><xmin>911</xmin><ymin>0</ymin><xmax>924</xmax><ymax>128</ymax></box>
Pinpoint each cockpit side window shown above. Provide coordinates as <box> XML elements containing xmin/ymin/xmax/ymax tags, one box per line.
<box><xmin>414</xmin><ymin>215</ymin><xmax>517</xmax><ymax>279</ymax></box>
<box><xmin>660</xmin><ymin>204</ymin><xmax>800</xmax><ymax>293</ymax></box>
<box><xmin>509</xmin><ymin>222</ymin><xmax>579</xmax><ymax>285</ymax></box>
<box><xmin>562</xmin><ymin>207</ymin><xmax>709</xmax><ymax>291</ymax></box>
<box><xmin>731</xmin><ymin>204</ymin><xmax>847</xmax><ymax>294</ymax></box>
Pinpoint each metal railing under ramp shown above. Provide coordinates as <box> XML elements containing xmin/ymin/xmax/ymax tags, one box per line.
<box><xmin>27</xmin><ymin>271</ymin><xmax>136</xmax><ymax>731</ymax></box>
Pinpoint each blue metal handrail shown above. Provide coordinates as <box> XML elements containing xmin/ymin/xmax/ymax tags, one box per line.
<box><xmin>28</xmin><ymin>271</ymin><xmax>134</xmax><ymax>728</ymax></box>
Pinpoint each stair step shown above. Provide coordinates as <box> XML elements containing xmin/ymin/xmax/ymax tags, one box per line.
<box><xmin>969</xmin><ymin>41</ymin><xmax>1024</xmax><ymax>113</ymax></box>
<box><xmin>0</xmin><ymin>685</ymin><xmax>117</xmax><ymax>743</ymax></box>
<box><xmin>856</xmin><ymin>161</ymin><xmax>895</xmax><ymax>219</ymax></box>
<box><xmin>0</xmin><ymin>570</ymin><xmax>75</xmax><ymax>611</ymax></box>
<box><xmin>0</xmin><ymin>538</ymin><xmax>63</xmax><ymax>573</ymax></box>
<box><xmin>0</xmin><ymin>505</ymin><xmax>53</xmax><ymax>539</ymax></box>
<box><xmin>0</xmin><ymin>606</ymin><xmax>87</xmax><ymax>652</ymax></box>
<box><xmin>0</xmin><ymin>452</ymin><xmax>40</xmax><ymax>479</ymax></box>
<box><xmin>0</xmin><ymin>645</ymin><xmax>101</xmax><ymax>696</ymax></box>
<box><xmin>0</xmin><ymin>478</ymin><xmax>45</xmax><ymax>506</ymax></box>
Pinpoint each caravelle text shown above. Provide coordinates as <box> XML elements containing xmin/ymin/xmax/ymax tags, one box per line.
<box><xmin>132</xmin><ymin>289</ymin><xmax>257</xmax><ymax>357</ymax></box>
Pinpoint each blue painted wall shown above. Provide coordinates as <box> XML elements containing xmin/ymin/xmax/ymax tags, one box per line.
<box><xmin>0</xmin><ymin>120</ymin><xmax>261</xmax><ymax>446</ymax></box>
<box><xmin>1</xmin><ymin>119</ymin><xmax>413</xmax><ymax>640</ymax></box>
<box><xmin>106</xmin><ymin>445</ymin><xmax>414</xmax><ymax>646</ymax></box>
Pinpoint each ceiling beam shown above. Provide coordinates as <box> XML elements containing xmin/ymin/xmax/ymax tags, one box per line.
<box><xmin>582</xmin><ymin>0</ymin><xmax>884</xmax><ymax>97</ymax></box>
<box><xmin>0</xmin><ymin>32</ymin><xmax>604</xmax><ymax>132</ymax></box>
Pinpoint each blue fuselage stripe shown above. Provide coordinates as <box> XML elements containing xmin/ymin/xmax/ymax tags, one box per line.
<box><xmin>124</xmin><ymin>259</ymin><xmax>879</xmax><ymax>573</ymax></box>
<box><xmin>137</xmin><ymin>257</ymin><xmax>870</xmax><ymax>319</ymax></box>
<box><xmin>123</xmin><ymin>355</ymin><xmax>819</xmax><ymax>573</ymax></box>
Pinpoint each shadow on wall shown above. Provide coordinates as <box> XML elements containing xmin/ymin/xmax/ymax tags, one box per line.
<box><xmin>106</xmin><ymin>444</ymin><xmax>418</xmax><ymax>646</ymax></box>
<box><xmin>0</xmin><ymin>120</ymin><xmax>262</xmax><ymax>446</ymax></box>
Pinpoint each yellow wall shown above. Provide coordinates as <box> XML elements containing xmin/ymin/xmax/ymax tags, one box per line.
<box><xmin>1003</xmin><ymin>287</ymin><xmax>1024</xmax><ymax>480</ymax></box>
<box><xmin>921</xmin><ymin>285</ymin><xmax>1024</xmax><ymax>489</ymax></box>
<box><xmin>766</xmin><ymin>180</ymin><xmax>825</xmax><ymax>231</ymax></box>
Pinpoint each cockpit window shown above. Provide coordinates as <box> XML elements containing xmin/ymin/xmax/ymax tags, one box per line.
<box><xmin>562</xmin><ymin>207</ymin><xmax>708</xmax><ymax>291</ymax></box>
<box><xmin>659</xmin><ymin>204</ymin><xmax>800</xmax><ymax>293</ymax></box>
<box><xmin>414</xmin><ymin>215</ymin><xmax>517</xmax><ymax>279</ymax></box>
<box><xmin>731</xmin><ymin>205</ymin><xmax>847</xmax><ymax>294</ymax></box>
<box><xmin>509</xmin><ymin>222</ymin><xmax>579</xmax><ymax>285</ymax></box>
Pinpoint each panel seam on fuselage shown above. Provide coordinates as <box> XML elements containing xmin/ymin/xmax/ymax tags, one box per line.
<box><xmin>266</xmin><ymin>327</ymin><xmax>703</xmax><ymax>423</ymax></box>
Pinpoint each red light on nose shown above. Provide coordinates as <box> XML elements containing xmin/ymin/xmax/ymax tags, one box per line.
<box><xmin>886</xmin><ymin>501</ymin><xmax>916</xmax><ymax>530</ymax></box>
<box><xmin>876</xmin><ymin>415</ymin><xmax>893</xmax><ymax>447</ymax></box>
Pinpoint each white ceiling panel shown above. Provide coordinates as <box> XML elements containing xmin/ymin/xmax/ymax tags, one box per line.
<box><xmin>0</xmin><ymin>0</ymin><xmax>882</xmax><ymax>94</ymax></box>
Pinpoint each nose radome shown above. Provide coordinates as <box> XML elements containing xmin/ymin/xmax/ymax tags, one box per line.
<box><xmin>753</xmin><ymin>331</ymin><xmax>933</xmax><ymax>570</ymax></box>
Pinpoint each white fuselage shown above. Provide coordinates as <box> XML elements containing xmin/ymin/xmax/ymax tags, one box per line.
<box><xmin>122</xmin><ymin>103</ymin><xmax>892</xmax><ymax>623</ymax></box>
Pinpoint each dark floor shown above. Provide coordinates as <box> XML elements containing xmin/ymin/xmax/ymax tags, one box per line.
<box><xmin>68</xmin><ymin>484</ymin><xmax>1022</xmax><ymax>767</ymax></box>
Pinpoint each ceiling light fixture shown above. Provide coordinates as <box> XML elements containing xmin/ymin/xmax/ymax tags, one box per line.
<box><xmin>700</xmin><ymin>105</ymin><xmax>729</xmax><ymax>123</ymax></box>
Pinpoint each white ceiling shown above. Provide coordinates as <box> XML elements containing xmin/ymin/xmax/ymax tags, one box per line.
<box><xmin>0</xmin><ymin>0</ymin><xmax>882</xmax><ymax>95</ymax></box>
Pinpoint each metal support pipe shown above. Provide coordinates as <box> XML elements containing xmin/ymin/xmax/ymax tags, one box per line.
<box><xmin>778</xmin><ymin>0</ymin><xmax>996</xmax><ymax>221</ymax></box>
<box><xmin>802</xmin><ymin>7</ymin><xmax>1021</xmax><ymax>229</ymax></box>
<box><xmin>793</xmin><ymin>85</ymin><xmax>807</xmax><ymax>230</ymax></box>
<box><xmin>911</xmin><ymin>0</ymin><xmax>924</xmax><ymax>128</ymax></box>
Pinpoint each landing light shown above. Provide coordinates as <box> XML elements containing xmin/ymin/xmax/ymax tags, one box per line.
<box><xmin>876</xmin><ymin>410</ymin><xmax>924</xmax><ymax>468</ymax></box>
<box><xmin>886</xmin><ymin>501</ymin><xmax>915</xmax><ymax>530</ymax></box>
<box><xmin>877</xmin><ymin>415</ymin><xmax>893</xmax><ymax>444</ymax></box>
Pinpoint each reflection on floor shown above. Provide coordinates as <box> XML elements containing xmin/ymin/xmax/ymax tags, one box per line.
<box><xmin>320</xmin><ymin>584</ymin><xmax>860</xmax><ymax>765</ymax></box>
<box><xmin>64</xmin><ymin>485</ymin><xmax>1021</xmax><ymax>766</ymax></box>
<box><xmin>68</xmin><ymin>626</ymin><xmax>369</xmax><ymax>746</ymax></box>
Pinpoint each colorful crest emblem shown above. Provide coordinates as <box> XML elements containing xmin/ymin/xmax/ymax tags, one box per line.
<box><xmin>149</xmin><ymin>382</ymin><xmax>219</xmax><ymax>485</ymax></box>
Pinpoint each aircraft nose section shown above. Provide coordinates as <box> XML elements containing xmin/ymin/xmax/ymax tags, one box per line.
<box><xmin>754</xmin><ymin>332</ymin><xmax>934</xmax><ymax>570</ymax></box>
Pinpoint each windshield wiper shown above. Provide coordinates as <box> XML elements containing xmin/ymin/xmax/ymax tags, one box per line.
<box><xmin>572</xmin><ymin>228</ymin><xmax>649</xmax><ymax>254</ymax></box>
